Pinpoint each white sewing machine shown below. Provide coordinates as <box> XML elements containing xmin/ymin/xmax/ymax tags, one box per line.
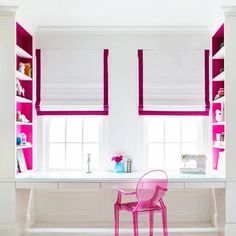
<box><xmin>180</xmin><ymin>154</ymin><xmax>207</xmax><ymax>174</ymax></box>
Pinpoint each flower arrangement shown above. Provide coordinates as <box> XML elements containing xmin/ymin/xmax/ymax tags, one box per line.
<box><xmin>111</xmin><ymin>155</ymin><xmax>123</xmax><ymax>163</ymax></box>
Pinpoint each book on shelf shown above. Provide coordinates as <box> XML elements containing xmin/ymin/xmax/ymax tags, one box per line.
<box><xmin>16</xmin><ymin>149</ymin><xmax>27</xmax><ymax>172</ymax></box>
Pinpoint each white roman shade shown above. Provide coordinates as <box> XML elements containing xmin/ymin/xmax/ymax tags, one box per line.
<box><xmin>36</xmin><ymin>49</ymin><xmax>109</xmax><ymax>115</ymax></box>
<box><xmin>138</xmin><ymin>49</ymin><xmax>209</xmax><ymax>115</ymax></box>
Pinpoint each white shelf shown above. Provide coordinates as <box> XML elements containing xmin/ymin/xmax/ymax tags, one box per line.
<box><xmin>213</xmin><ymin>71</ymin><xmax>225</xmax><ymax>82</ymax></box>
<box><xmin>16</xmin><ymin>143</ymin><xmax>32</xmax><ymax>149</ymax></box>
<box><xmin>213</xmin><ymin>46</ymin><xmax>224</xmax><ymax>59</ymax></box>
<box><xmin>213</xmin><ymin>144</ymin><xmax>225</xmax><ymax>149</ymax></box>
<box><xmin>16</xmin><ymin>70</ymin><xmax>32</xmax><ymax>81</ymax></box>
<box><xmin>16</xmin><ymin>121</ymin><xmax>32</xmax><ymax>126</ymax></box>
<box><xmin>16</xmin><ymin>96</ymin><xmax>32</xmax><ymax>103</ymax></box>
<box><xmin>212</xmin><ymin>122</ymin><xmax>225</xmax><ymax>126</ymax></box>
<box><xmin>213</xmin><ymin>96</ymin><xmax>225</xmax><ymax>103</ymax></box>
<box><xmin>16</xmin><ymin>45</ymin><xmax>32</xmax><ymax>59</ymax></box>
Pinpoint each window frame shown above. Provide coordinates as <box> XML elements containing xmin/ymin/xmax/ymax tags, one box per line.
<box><xmin>43</xmin><ymin>116</ymin><xmax>103</xmax><ymax>171</ymax></box>
<box><xmin>143</xmin><ymin>116</ymin><xmax>206</xmax><ymax>171</ymax></box>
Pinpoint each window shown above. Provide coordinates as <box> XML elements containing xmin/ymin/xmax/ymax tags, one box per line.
<box><xmin>145</xmin><ymin>116</ymin><xmax>203</xmax><ymax>170</ymax></box>
<box><xmin>44</xmin><ymin>117</ymin><xmax>101</xmax><ymax>170</ymax></box>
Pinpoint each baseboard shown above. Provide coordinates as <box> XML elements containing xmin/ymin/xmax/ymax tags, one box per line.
<box><xmin>24</xmin><ymin>227</ymin><xmax>220</xmax><ymax>236</ymax></box>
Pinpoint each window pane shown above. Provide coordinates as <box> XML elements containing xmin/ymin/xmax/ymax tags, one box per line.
<box><xmin>83</xmin><ymin>118</ymin><xmax>100</xmax><ymax>142</ymax></box>
<box><xmin>182</xmin><ymin>143</ymin><xmax>197</xmax><ymax>154</ymax></box>
<box><xmin>67</xmin><ymin>117</ymin><xmax>82</xmax><ymax>142</ymax></box>
<box><xmin>49</xmin><ymin>143</ymin><xmax>65</xmax><ymax>169</ymax></box>
<box><xmin>148</xmin><ymin>143</ymin><xmax>164</xmax><ymax>169</ymax></box>
<box><xmin>165</xmin><ymin>143</ymin><xmax>181</xmax><ymax>169</ymax></box>
<box><xmin>49</xmin><ymin>117</ymin><xmax>65</xmax><ymax>142</ymax></box>
<box><xmin>182</xmin><ymin>117</ymin><xmax>198</xmax><ymax>142</ymax></box>
<box><xmin>148</xmin><ymin>118</ymin><xmax>164</xmax><ymax>142</ymax></box>
<box><xmin>83</xmin><ymin>144</ymin><xmax>99</xmax><ymax>169</ymax></box>
<box><xmin>66</xmin><ymin>144</ymin><xmax>82</xmax><ymax>169</ymax></box>
<box><xmin>165</xmin><ymin>118</ymin><xmax>181</xmax><ymax>142</ymax></box>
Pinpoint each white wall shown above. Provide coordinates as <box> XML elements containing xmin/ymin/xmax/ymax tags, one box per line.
<box><xmin>35</xmin><ymin>31</ymin><xmax>210</xmax><ymax>171</ymax></box>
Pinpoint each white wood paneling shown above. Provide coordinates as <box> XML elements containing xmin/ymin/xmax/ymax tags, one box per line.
<box><xmin>0</xmin><ymin>13</ymin><xmax>16</xmax><ymax>179</ymax></box>
<box><xmin>0</xmin><ymin>182</ymin><xmax>16</xmax><ymax>223</ymax></box>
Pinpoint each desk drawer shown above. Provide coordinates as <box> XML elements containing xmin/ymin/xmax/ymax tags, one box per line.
<box><xmin>16</xmin><ymin>182</ymin><xmax>57</xmax><ymax>189</ymax></box>
<box><xmin>168</xmin><ymin>182</ymin><xmax>185</xmax><ymax>189</ymax></box>
<box><xmin>102</xmin><ymin>182</ymin><xmax>136</xmax><ymax>190</ymax></box>
<box><xmin>58</xmin><ymin>182</ymin><xmax>100</xmax><ymax>191</ymax></box>
<box><xmin>185</xmin><ymin>182</ymin><xmax>225</xmax><ymax>189</ymax></box>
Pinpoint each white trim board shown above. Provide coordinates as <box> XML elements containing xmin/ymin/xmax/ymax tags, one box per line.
<box><xmin>35</xmin><ymin>26</ymin><xmax>210</xmax><ymax>35</ymax></box>
<box><xmin>24</xmin><ymin>227</ymin><xmax>219</xmax><ymax>236</ymax></box>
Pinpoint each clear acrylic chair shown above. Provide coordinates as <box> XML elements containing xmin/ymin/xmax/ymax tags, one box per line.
<box><xmin>114</xmin><ymin>170</ymin><xmax>168</xmax><ymax>236</ymax></box>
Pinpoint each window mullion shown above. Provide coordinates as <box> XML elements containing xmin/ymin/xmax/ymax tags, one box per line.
<box><xmin>64</xmin><ymin>117</ymin><xmax>67</xmax><ymax>169</ymax></box>
<box><xmin>81</xmin><ymin>118</ymin><xmax>84</xmax><ymax>170</ymax></box>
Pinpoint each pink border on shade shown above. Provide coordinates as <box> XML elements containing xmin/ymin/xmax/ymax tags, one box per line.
<box><xmin>138</xmin><ymin>49</ymin><xmax>210</xmax><ymax>116</ymax></box>
<box><xmin>35</xmin><ymin>49</ymin><xmax>109</xmax><ymax>116</ymax></box>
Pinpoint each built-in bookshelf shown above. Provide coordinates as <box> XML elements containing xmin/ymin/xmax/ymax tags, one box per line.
<box><xmin>15</xmin><ymin>23</ymin><xmax>33</xmax><ymax>174</ymax></box>
<box><xmin>212</xmin><ymin>24</ymin><xmax>225</xmax><ymax>171</ymax></box>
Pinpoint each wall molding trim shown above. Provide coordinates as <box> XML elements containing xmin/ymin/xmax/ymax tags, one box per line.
<box><xmin>35</xmin><ymin>26</ymin><xmax>210</xmax><ymax>35</ymax></box>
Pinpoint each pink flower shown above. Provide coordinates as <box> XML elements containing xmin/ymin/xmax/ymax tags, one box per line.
<box><xmin>111</xmin><ymin>155</ymin><xmax>123</xmax><ymax>163</ymax></box>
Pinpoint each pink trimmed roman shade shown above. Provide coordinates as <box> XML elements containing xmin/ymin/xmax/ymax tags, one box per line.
<box><xmin>138</xmin><ymin>49</ymin><xmax>209</xmax><ymax>116</ymax></box>
<box><xmin>36</xmin><ymin>49</ymin><xmax>109</xmax><ymax>115</ymax></box>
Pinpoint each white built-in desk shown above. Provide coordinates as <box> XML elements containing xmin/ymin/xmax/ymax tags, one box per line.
<box><xmin>15</xmin><ymin>171</ymin><xmax>226</xmax><ymax>190</ymax></box>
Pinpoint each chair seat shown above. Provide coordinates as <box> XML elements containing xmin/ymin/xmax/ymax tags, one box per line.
<box><xmin>116</xmin><ymin>201</ymin><xmax>161</xmax><ymax>212</ymax></box>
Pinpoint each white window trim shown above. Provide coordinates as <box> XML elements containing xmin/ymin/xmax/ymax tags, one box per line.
<box><xmin>142</xmin><ymin>116</ymin><xmax>209</xmax><ymax>171</ymax></box>
<box><xmin>42</xmin><ymin>116</ymin><xmax>103</xmax><ymax>172</ymax></box>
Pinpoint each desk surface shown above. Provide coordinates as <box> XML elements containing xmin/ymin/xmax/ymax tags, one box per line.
<box><xmin>15</xmin><ymin>170</ymin><xmax>225</xmax><ymax>183</ymax></box>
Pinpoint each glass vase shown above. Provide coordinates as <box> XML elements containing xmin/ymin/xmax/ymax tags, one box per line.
<box><xmin>114</xmin><ymin>162</ymin><xmax>124</xmax><ymax>173</ymax></box>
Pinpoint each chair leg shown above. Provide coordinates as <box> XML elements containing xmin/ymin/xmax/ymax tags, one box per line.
<box><xmin>114</xmin><ymin>204</ymin><xmax>119</xmax><ymax>236</ymax></box>
<box><xmin>133</xmin><ymin>212</ymin><xmax>139</xmax><ymax>236</ymax></box>
<box><xmin>149</xmin><ymin>211</ymin><xmax>154</xmax><ymax>236</ymax></box>
<box><xmin>161</xmin><ymin>207</ymin><xmax>168</xmax><ymax>236</ymax></box>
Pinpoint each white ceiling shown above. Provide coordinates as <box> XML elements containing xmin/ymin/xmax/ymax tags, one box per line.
<box><xmin>2</xmin><ymin>0</ymin><xmax>236</xmax><ymax>32</ymax></box>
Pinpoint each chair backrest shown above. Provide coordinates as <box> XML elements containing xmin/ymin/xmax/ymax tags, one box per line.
<box><xmin>136</xmin><ymin>170</ymin><xmax>168</xmax><ymax>204</ymax></box>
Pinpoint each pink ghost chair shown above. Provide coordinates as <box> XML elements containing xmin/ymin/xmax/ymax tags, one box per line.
<box><xmin>114</xmin><ymin>170</ymin><xmax>168</xmax><ymax>236</ymax></box>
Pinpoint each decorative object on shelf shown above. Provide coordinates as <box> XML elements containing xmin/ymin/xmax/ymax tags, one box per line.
<box><xmin>180</xmin><ymin>154</ymin><xmax>207</xmax><ymax>174</ymax></box>
<box><xmin>16</xmin><ymin>136</ymin><xmax>22</xmax><ymax>146</ymax></box>
<box><xmin>16</xmin><ymin>149</ymin><xmax>27</xmax><ymax>172</ymax></box>
<box><xmin>16</xmin><ymin>111</ymin><xmax>29</xmax><ymax>123</ymax></box>
<box><xmin>215</xmin><ymin>109</ymin><xmax>224</xmax><ymax>122</ymax></box>
<box><xmin>214</xmin><ymin>87</ymin><xmax>224</xmax><ymax>101</ymax></box>
<box><xmin>215</xmin><ymin>132</ymin><xmax>225</xmax><ymax>147</ymax></box>
<box><xmin>126</xmin><ymin>158</ymin><xmax>133</xmax><ymax>173</ymax></box>
<box><xmin>18</xmin><ymin>62</ymin><xmax>25</xmax><ymax>74</ymax></box>
<box><xmin>220</xmin><ymin>67</ymin><xmax>224</xmax><ymax>73</ymax></box>
<box><xmin>112</xmin><ymin>155</ymin><xmax>125</xmax><ymax>173</ymax></box>
<box><xmin>86</xmin><ymin>153</ymin><xmax>92</xmax><ymax>173</ymax></box>
<box><xmin>16</xmin><ymin>79</ymin><xmax>25</xmax><ymax>97</ymax></box>
<box><xmin>19</xmin><ymin>133</ymin><xmax>27</xmax><ymax>145</ymax></box>
<box><xmin>24</xmin><ymin>63</ymin><xmax>31</xmax><ymax>77</ymax></box>
<box><xmin>220</xmin><ymin>42</ymin><xmax>224</xmax><ymax>49</ymax></box>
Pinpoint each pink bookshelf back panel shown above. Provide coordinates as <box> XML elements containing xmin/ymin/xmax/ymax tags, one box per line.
<box><xmin>16</xmin><ymin>125</ymin><xmax>33</xmax><ymax>144</ymax></box>
<box><xmin>212</xmin><ymin>24</ymin><xmax>224</xmax><ymax>56</ymax></box>
<box><xmin>212</xmin><ymin>103</ymin><xmax>224</xmax><ymax>123</ymax></box>
<box><xmin>212</xmin><ymin>125</ymin><xmax>224</xmax><ymax>142</ymax></box>
<box><xmin>20</xmin><ymin>81</ymin><xmax>33</xmax><ymax>100</ymax></box>
<box><xmin>23</xmin><ymin>148</ymin><xmax>32</xmax><ymax>170</ymax></box>
<box><xmin>212</xmin><ymin>59</ymin><xmax>224</xmax><ymax>78</ymax></box>
<box><xmin>16</xmin><ymin>23</ymin><xmax>33</xmax><ymax>56</ymax></box>
<box><xmin>213</xmin><ymin>148</ymin><xmax>223</xmax><ymax>169</ymax></box>
<box><xmin>212</xmin><ymin>81</ymin><xmax>224</xmax><ymax>101</ymax></box>
<box><xmin>16</xmin><ymin>103</ymin><xmax>33</xmax><ymax>122</ymax></box>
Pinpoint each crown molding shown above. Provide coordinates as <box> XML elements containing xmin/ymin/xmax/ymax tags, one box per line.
<box><xmin>222</xmin><ymin>6</ymin><xmax>236</xmax><ymax>16</ymax></box>
<box><xmin>0</xmin><ymin>5</ymin><xmax>18</xmax><ymax>15</ymax></box>
<box><xmin>36</xmin><ymin>26</ymin><xmax>210</xmax><ymax>35</ymax></box>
